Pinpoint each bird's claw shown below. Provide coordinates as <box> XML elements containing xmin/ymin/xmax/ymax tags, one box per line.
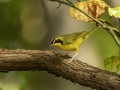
<box><xmin>67</xmin><ymin>59</ymin><xmax>73</xmax><ymax>64</ymax></box>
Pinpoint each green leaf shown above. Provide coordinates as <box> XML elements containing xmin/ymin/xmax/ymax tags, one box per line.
<box><xmin>108</xmin><ymin>6</ymin><xmax>120</xmax><ymax>18</ymax></box>
<box><xmin>104</xmin><ymin>55</ymin><xmax>120</xmax><ymax>74</ymax></box>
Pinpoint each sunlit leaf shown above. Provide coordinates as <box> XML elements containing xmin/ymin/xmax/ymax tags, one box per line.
<box><xmin>108</xmin><ymin>6</ymin><xmax>120</xmax><ymax>18</ymax></box>
<box><xmin>104</xmin><ymin>55</ymin><xmax>120</xmax><ymax>74</ymax></box>
<box><xmin>69</xmin><ymin>0</ymin><xmax>110</xmax><ymax>22</ymax></box>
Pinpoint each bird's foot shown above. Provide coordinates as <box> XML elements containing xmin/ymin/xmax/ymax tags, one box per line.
<box><xmin>67</xmin><ymin>59</ymin><xmax>74</xmax><ymax>64</ymax></box>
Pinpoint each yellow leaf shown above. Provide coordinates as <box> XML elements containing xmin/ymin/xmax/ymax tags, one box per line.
<box><xmin>69</xmin><ymin>0</ymin><xmax>110</xmax><ymax>22</ymax></box>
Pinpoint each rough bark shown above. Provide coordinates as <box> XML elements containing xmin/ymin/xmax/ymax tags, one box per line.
<box><xmin>0</xmin><ymin>49</ymin><xmax>120</xmax><ymax>90</ymax></box>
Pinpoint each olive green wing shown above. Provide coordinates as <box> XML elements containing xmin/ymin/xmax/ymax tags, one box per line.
<box><xmin>59</xmin><ymin>27</ymin><xmax>97</xmax><ymax>45</ymax></box>
<box><xmin>61</xmin><ymin>31</ymin><xmax>86</xmax><ymax>44</ymax></box>
<box><xmin>70</xmin><ymin>27</ymin><xmax>97</xmax><ymax>43</ymax></box>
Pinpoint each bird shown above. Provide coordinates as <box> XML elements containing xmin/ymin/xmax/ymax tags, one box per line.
<box><xmin>50</xmin><ymin>27</ymin><xmax>98</xmax><ymax>63</ymax></box>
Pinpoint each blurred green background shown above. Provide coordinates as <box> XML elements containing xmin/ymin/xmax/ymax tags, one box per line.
<box><xmin>0</xmin><ymin>0</ymin><xmax>119</xmax><ymax>90</ymax></box>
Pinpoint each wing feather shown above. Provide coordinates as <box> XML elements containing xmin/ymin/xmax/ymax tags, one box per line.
<box><xmin>60</xmin><ymin>31</ymin><xmax>86</xmax><ymax>44</ymax></box>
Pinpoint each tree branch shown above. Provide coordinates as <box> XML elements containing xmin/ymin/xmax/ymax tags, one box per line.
<box><xmin>50</xmin><ymin>0</ymin><xmax>120</xmax><ymax>47</ymax></box>
<box><xmin>0</xmin><ymin>49</ymin><xmax>120</xmax><ymax>90</ymax></box>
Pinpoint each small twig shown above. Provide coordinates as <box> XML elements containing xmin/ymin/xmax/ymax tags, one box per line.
<box><xmin>52</xmin><ymin>0</ymin><xmax>104</xmax><ymax>25</ymax></box>
<box><xmin>99</xmin><ymin>19</ymin><xmax>114</xmax><ymax>27</ymax></box>
<box><xmin>103</xmin><ymin>25</ymin><xmax>120</xmax><ymax>47</ymax></box>
<box><xmin>56</xmin><ymin>2</ymin><xmax>61</xmax><ymax>9</ymax></box>
<box><xmin>110</xmin><ymin>28</ymin><xmax>120</xmax><ymax>47</ymax></box>
<box><xmin>77</xmin><ymin>0</ymin><xmax>81</xmax><ymax>2</ymax></box>
<box><xmin>50</xmin><ymin>0</ymin><xmax>120</xmax><ymax>47</ymax></box>
<box><xmin>117</xmin><ymin>18</ymin><xmax>120</xmax><ymax>29</ymax></box>
<box><xmin>99</xmin><ymin>19</ymin><xmax>120</xmax><ymax>38</ymax></box>
<box><xmin>66</xmin><ymin>0</ymin><xmax>73</xmax><ymax>5</ymax></box>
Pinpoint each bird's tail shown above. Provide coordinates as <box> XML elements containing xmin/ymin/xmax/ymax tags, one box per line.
<box><xmin>83</xmin><ymin>26</ymin><xmax>98</xmax><ymax>39</ymax></box>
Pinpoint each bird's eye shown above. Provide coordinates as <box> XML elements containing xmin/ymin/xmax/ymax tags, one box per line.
<box><xmin>55</xmin><ymin>38</ymin><xmax>63</xmax><ymax>45</ymax></box>
<box><xmin>51</xmin><ymin>37</ymin><xmax>63</xmax><ymax>45</ymax></box>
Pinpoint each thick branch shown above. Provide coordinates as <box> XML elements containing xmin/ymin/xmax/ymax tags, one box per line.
<box><xmin>0</xmin><ymin>49</ymin><xmax>120</xmax><ymax>90</ymax></box>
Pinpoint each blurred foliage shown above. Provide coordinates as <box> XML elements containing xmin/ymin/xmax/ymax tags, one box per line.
<box><xmin>0</xmin><ymin>0</ymin><xmax>21</xmax><ymax>47</ymax></box>
<box><xmin>0</xmin><ymin>0</ymin><xmax>48</xmax><ymax>49</ymax></box>
<box><xmin>104</xmin><ymin>55</ymin><xmax>120</xmax><ymax>74</ymax></box>
<box><xmin>0</xmin><ymin>0</ymin><xmax>12</xmax><ymax>3</ymax></box>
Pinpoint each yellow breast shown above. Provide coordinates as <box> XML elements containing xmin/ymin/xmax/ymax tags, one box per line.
<box><xmin>53</xmin><ymin>37</ymin><xmax>84</xmax><ymax>52</ymax></box>
<box><xmin>54</xmin><ymin>43</ymin><xmax>79</xmax><ymax>51</ymax></box>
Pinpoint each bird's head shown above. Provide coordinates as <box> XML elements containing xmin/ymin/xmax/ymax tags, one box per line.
<box><xmin>50</xmin><ymin>37</ymin><xmax>63</xmax><ymax>47</ymax></box>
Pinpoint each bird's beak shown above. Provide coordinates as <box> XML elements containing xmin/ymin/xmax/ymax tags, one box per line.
<box><xmin>50</xmin><ymin>44</ymin><xmax>53</xmax><ymax>47</ymax></box>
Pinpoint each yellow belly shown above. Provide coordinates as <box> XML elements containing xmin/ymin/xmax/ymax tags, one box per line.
<box><xmin>53</xmin><ymin>38</ymin><xmax>83</xmax><ymax>52</ymax></box>
<box><xmin>55</xmin><ymin>43</ymin><xmax>79</xmax><ymax>51</ymax></box>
